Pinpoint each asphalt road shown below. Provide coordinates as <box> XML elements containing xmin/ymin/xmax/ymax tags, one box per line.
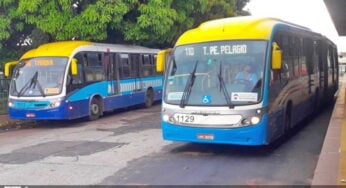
<box><xmin>0</xmin><ymin>103</ymin><xmax>333</xmax><ymax>185</ymax></box>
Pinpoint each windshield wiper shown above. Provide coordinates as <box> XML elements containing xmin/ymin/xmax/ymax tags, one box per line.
<box><xmin>180</xmin><ymin>60</ymin><xmax>199</xmax><ymax>108</ymax></box>
<box><xmin>17</xmin><ymin>71</ymin><xmax>46</xmax><ymax>97</ymax></box>
<box><xmin>170</xmin><ymin>56</ymin><xmax>177</xmax><ymax>76</ymax></box>
<box><xmin>218</xmin><ymin>61</ymin><xmax>233</xmax><ymax>108</ymax></box>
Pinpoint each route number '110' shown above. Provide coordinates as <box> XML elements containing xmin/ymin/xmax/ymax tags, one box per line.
<box><xmin>185</xmin><ymin>47</ymin><xmax>195</xmax><ymax>56</ymax></box>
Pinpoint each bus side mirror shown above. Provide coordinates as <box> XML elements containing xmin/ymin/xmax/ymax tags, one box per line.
<box><xmin>156</xmin><ymin>49</ymin><xmax>172</xmax><ymax>72</ymax></box>
<box><xmin>4</xmin><ymin>61</ymin><xmax>18</xmax><ymax>77</ymax></box>
<box><xmin>272</xmin><ymin>42</ymin><xmax>282</xmax><ymax>70</ymax></box>
<box><xmin>70</xmin><ymin>58</ymin><xmax>78</xmax><ymax>76</ymax></box>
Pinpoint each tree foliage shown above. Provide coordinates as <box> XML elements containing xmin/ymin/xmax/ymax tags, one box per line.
<box><xmin>0</xmin><ymin>0</ymin><xmax>249</xmax><ymax>68</ymax></box>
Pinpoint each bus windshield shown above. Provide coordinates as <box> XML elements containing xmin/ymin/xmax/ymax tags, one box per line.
<box><xmin>164</xmin><ymin>40</ymin><xmax>267</xmax><ymax>106</ymax></box>
<box><xmin>10</xmin><ymin>57</ymin><xmax>69</xmax><ymax>97</ymax></box>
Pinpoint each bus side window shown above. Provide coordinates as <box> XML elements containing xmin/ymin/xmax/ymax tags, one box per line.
<box><xmin>85</xmin><ymin>52</ymin><xmax>104</xmax><ymax>81</ymax></box>
<box><xmin>120</xmin><ymin>54</ymin><xmax>130</xmax><ymax>79</ymax></box>
<box><xmin>142</xmin><ymin>54</ymin><xmax>153</xmax><ymax>77</ymax></box>
<box><xmin>87</xmin><ymin>53</ymin><xmax>102</xmax><ymax>66</ymax></box>
<box><xmin>130</xmin><ymin>54</ymin><xmax>140</xmax><ymax>78</ymax></box>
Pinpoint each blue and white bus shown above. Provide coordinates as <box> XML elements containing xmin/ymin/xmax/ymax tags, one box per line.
<box><xmin>5</xmin><ymin>41</ymin><xmax>162</xmax><ymax>120</ymax></box>
<box><xmin>156</xmin><ymin>17</ymin><xmax>338</xmax><ymax>145</ymax></box>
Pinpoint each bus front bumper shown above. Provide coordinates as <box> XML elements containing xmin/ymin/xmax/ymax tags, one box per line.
<box><xmin>8</xmin><ymin>99</ymin><xmax>89</xmax><ymax>120</ymax></box>
<box><xmin>161</xmin><ymin>115</ymin><xmax>268</xmax><ymax>146</ymax></box>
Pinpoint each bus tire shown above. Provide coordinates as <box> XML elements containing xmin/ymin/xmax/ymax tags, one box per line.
<box><xmin>89</xmin><ymin>97</ymin><xmax>101</xmax><ymax>121</ymax></box>
<box><xmin>144</xmin><ymin>88</ymin><xmax>154</xmax><ymax>108</ymax></box>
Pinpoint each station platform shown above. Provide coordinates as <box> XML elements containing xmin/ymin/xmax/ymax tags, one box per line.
<box><xmin>312</xmin><ymin>75</ymin><xmax>346</xmax><ymax>185</ymax></box>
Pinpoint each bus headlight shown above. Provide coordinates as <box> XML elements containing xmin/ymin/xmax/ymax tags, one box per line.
<box><xmin>162</xmin><ymin>114</ymin><xmax>170</xmax><ymax>122</ymax></box>
<box><xmin>49</xmin><ymin>98</ymin><xmax>63</xmax><ymax>108</ymax></box>
<box><xmin>241</xmin><ymin>116</ymin><xmax>261</xmax><ymax>126</ymax></box>
<box><xmin>8</xmin><ymin>100</ymin><xmax>14</xmax><ymax>107</ymax></box>
<box><xmin>250</xmin><ymin>116</ymin><xmax>261</xmax><ymax>124</ymax></box>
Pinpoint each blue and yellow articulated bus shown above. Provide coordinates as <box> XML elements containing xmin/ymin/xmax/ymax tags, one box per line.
<box><xmin>156</xmin><ymin>16</ymin><xmax>338</xmax><ymax>145</ymax></box>
<box><xmin>5</xmin><ymin>41</ymin><xmax>162</xmax><ymax>120</ymax></box>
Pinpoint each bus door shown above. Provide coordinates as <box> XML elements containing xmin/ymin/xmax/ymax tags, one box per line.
<box><xmin>129</xmin><ymin>54</ymin><xmax>143</xmax><ymax>97</ymax></box>
<box><xmin>317</xmin><ymin>40</ymin><xmax>326</xmax><ymax>98</ymax></box>
<box><xmin>106</xmin><ymin>53</ymin><xmax>119</xmax><ymax>96</ymax></box>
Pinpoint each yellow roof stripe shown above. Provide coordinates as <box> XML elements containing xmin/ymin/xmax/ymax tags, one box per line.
<box><xmin>176</xmin><ymin>16</ymin><xmax>296</xmax><ymax>46</ymax></box>
<box><xmin>20</xmin><ymin>41</ymin><xmax>92</xmax><ymax>60</ymax></box>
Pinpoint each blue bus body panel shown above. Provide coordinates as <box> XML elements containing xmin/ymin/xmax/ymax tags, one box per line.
<box><xmin>162</xmin><ymin>115</ymin><xmax>269</xmax><ymax>146</ymax></box>
<box><xmin>9</xmin><ymin>99</ymin><xmax>89</xmax><ymax>120</ymax></box>
<box><xmin>9</xmin><ymin>77</ymin><xmax>163</xmax><ymax>120</ymax></box>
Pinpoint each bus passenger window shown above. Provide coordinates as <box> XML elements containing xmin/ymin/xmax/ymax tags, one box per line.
<box><xmin>142</xmin><ymin>54</ymin><xmax>153</xmax><ymax>77</ymax></box>
<box><xmin>87</xmin><ymin>53</ymin><xmax>102</xmax><ymax>66</ymax></box>
<box><xmin>83</xmin><ymin>52</ymin><xmax>105</xmax><ymax>81</ymax></box>
<box><xmin>130</xmin><ymin>54</ymin><xmax>140</xmax><ymax>78</ymax></box>
<box><xmin>120</xmin><ymin>54</ymin><xmax>130</xmax><ymax>78</ymax></box>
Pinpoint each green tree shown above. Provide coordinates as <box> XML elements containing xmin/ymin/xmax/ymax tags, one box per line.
<box><xmin>16</xmin><ymin>0</ymin><xmax>133</xmax><ymax>41</ymax></box>
<box><xmin>0</xmin><ymin>0</ymin><xmax>24</xmax><ymax>68</ymax></box>
<box><xmin>120</xmin><ymin>0</ymin><xmax>249</xmax><ymax>46</ymax></box>
<box><xmin>0</xmin><ymin>0</ymin><xmax>250</xmax><ymax>68</ymax></box>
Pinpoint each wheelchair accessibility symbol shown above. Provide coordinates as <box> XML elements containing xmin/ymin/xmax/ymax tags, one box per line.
<box><xmin>202</xmin><ymin>95</ymin><xmax>211</xmax><ymax>104</ymax></box>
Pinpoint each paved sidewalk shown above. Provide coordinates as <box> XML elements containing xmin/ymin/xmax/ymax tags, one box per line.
<box><xmin>312</xmin><ymin>75</ymin><xmax>346</xmax><ymax>185</ymax></box>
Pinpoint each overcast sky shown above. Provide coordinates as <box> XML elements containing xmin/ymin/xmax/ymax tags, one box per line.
<box><xmin>244</xmin><ymin>0</ymin><xmax>346</xmax><ymax>53</ymax></box>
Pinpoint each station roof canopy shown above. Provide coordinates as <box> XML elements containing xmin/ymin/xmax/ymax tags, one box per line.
<box><xmin>324</xmin><ymin>0</ymin><xmax>346</xmax><ymax>36</ymax></box>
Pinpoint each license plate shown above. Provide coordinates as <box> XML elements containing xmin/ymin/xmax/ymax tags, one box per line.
<box><xmin>26</xmin><ymin>113</ymin><xmax>36</xmax><ymax>118</ymax></box>
<box><xmin>197</xmin><ymin>134</ymin><xmax>214</xmax><ymax>140</ymax></box>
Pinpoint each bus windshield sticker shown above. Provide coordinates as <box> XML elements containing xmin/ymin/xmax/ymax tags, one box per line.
<box><xmin>44</xmin><ymin>88</ymin><xmax>60</xmax><ymax>94</ymax></box>
<box><xmin>167</xmin><ymin>92</ymin><xmax>184</xmax><ymax>100</ymax></box>
<box><xmin>231</xmin><ymin>92</ymin><xmax>258</xmax><ymax>102</ymax></box>
<box><xmin>168</xmin><ymin>76</ymin><xmax>175</xmax><ymax>85</ymax></box>
<box><xmin>202</xmin><ymin>95</ymin><xmax>211</xmax><ymax>104</ymax></box>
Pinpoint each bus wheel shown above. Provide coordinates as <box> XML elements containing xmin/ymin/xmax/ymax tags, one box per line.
<box><xmin>89</xmin><ymin>98</ymin><xmax>101</xmax><ymax>121</ymax></box>
<box><xmin>145</xmin><ymin>89</ymin><xmax>154</xmax><ymax>108</ymax></box>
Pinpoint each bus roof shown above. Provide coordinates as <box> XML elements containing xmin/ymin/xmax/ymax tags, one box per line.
<box><xmin>176</xmin><ymin>16</ymin><xmax>312</xmax><ymax>46</ymax></box>
<box><xmin>20</xmin><ymin>41</ymin><xmax>159</xmax><ymax>60</ymax></box>
<box><xmin>20</xmin><ymin>41</ymin><xmax>92</xmax><ymax>59</ymax></box>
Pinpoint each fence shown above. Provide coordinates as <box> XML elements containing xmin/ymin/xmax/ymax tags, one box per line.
<box><xmin>0</xmin><ymin>78</ymin><xmax>10</xmax><ymax>114</ymax></box>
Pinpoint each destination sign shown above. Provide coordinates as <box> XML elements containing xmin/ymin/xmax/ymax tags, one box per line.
<box><xmin>35</xmin><ymin>59</ymin><xmax>54</xmax><ymax>66</ymax></box>
<box><xmin>184</xmin><ymin>44</ymin><xmax>247</xmax><ymax>56</ymax></box>
<box><xmin>24</xmin><ymin>59</ymin><xmax>54</xmax><ymax>66</ymax></box>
